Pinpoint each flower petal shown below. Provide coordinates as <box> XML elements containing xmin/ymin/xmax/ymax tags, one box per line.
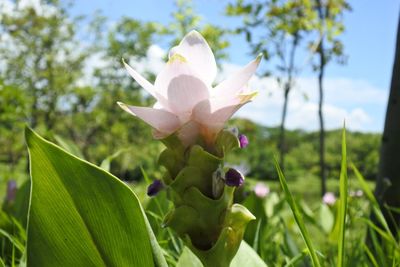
<box><xmin>123</xmin><ymin>59</ymin><xmax>157</xmax><ymax>97</ymax></box>
<box><xmin>213</xmin><ymin>54</ymin><xmax>262</xmax><ymax>98</ymax></box>
<box><xmin>192</xmin><ymin>99</ymin><xmax>246</xmax><ymax>132</ymax></box>
<box><xmin>155</xmin><ymin>54</ymin><xmax>210</xmax><ymax>119</ymax></box>
<box><xmin>167</xmin><ymin>74</ymin><xmax>209</xmax><ymax>122</ymax></box>
<box><xmin>117</xmin><ymin>102</ymin><xmax>180</xmax><ymax>134</ymax></box>
<box><xmin>170</xmin><ymin>30</ymin><xmax>217</xmax><ymax>85</ymax></box>
<box><xmin>123</xmin><ymin>61</ymin><xmax>171</xmax><ymax>110</ymax></box>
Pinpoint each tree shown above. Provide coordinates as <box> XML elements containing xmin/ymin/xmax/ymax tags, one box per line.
<box><xmin>0</xmin><ymin>0</ymin><xmax>87</xmax><ymax>131</ymax></box>
<box><xmin>226</xmin><ymin>0</ymin><xmax>315</xmax><ymax>170</ymax></box>
<box><xmin>0</xmin><ymin>0</ymin><xmax>90</xmax><ymax>184</ymax></box>
<box><xmin>85</xmin><ymin>17</ymin><xmax>163</xmax><ymax>178</ymax></box>
<box><xmin>374</xmin><ymin>11</ymin><xmax>400</xmax><ymax>234</ymax></box>
<box><xmin>311</xmin><ymin>0</ymin><xmax>350</xmax><ymax>195</ymax></box>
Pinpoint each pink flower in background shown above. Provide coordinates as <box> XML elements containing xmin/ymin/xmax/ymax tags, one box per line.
<box><xmin>323</xmin><ymin>192</ymin><xmax>337</xmax><ymax>205</ymax></box>
<box><xmin>254</xmin><ymin>182</ymin><xmax>270</xmax><ymax>198</ymax></box>
<box><xmin>118</xmin><ymin>30</ymin><xmax>262</xmax><ymax>145</ymax></box>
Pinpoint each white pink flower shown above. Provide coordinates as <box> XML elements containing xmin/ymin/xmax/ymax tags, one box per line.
<box><xmin>118</xmin><ymin>30</ymin><xmax>261</xmax><ymax>146</ymax></box>
<box><xmin>254</xmin><ymin>182</ymin><xmax>270</xmax><ymax>198</ymax></box>
<box><xmin>323</xmin><ymin>192</ymin><xmax>337</xmax><ymax>205</ymax></box>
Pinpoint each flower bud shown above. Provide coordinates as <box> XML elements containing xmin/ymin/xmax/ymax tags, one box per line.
<box><xmin>224</xmin><ymin>168</ymin><xmax>244</xmax><ymax>187</ymax></box>
<box><xmin>238</xmin><ymin>134</ymin><xmax>249</xmax><ymax>148</ymax></box>
<box><xmin>147</xmin><ymin>179</ymin><xmax>164</xmax><ymax>197</ymax></box>
<box><xmin>6</xmin><ymin>180</ymin><xmax>17</xmax><ymax>203</ymax></box>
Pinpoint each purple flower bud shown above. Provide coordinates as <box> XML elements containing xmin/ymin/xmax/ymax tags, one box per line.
<box><xmin>6</xmin><ymin>180</ymin><xmax>17</xmax><ymax>203</ymax></box>
<box><xmin>147</xmin><ymin>179</ymin><xmax>164</xmax><ymax>197</ymax></box>
<box><xmin>238</xmin><ymin>134</ymin><xmax>249</xmax><ymax>148</ymax></box>
<box><xmin>225</xmin><ymin>168</ymin><xmax>245</xmax><ymax>187</ymax></box>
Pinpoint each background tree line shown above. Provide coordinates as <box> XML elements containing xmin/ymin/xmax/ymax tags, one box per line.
<box><xmin>0</xmin><ymin>0</ymin><xmax>383</xmax><ymax>194</ymax></box>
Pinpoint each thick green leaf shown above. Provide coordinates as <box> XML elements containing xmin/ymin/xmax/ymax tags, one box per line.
<box><xmin>176</xmin><ymin>242</ymin><xmax>267</xmax><ymax>267</ymax></box>
<box><xmin>25</xmin><ymin>127</ymin><xmax>166</xmax><ymax>267</ymax></box>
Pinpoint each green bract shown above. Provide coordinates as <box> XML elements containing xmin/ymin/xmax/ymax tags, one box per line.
<box><xmin>158</xmin><ymin>131</ymin><xmax>255</xmax><ymax>267</ymax></box>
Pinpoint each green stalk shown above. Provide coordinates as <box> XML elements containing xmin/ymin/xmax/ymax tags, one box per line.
<box><xmin>274</xmin><ymin>159</ymin><xmax>321</xmax><ymax>267</ymax></box>
<box><xmin>337</xmin><ymin>127</ymin><xmax>348</xmax><ymax>267</ymax></box>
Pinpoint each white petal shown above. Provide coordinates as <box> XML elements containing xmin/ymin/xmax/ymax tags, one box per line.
<box><xmin>213</xmin><ymin>54</ymin><xmax>262</xmax><ymax>98</ymax></box>
<box><xmin>167</xmin><ymin>74</ymin><xmax>209</xmax><ymax>122</ymax></box>
<box><xmin>123</xmin><ymin>59</ymin><xmax>156</xmax><ymax>97</ymax></box>
<box><xmin>124</xmin><ymin>60</ymin><xmax>171</xmax><ymax>111</ymax></box>
<box><xmin>172</xmin><ymin>30</ymin><xmax>217</xmax><ymax>85</ymax></box>
<box><xmin>155</xmin><ymin>54</ymin><xmax>210</xmax><ymax>118</ymax></box>
<box><xmin>192</xmin><ymin>99</ymin><xmax>248</xmax><ymax>131</ymax></box>
<box><xmin>117</xmin><ymin>102</ymin><xmax>180</xmax><ymax>134</ymax></box>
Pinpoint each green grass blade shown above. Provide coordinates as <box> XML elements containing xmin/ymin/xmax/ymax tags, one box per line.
<box><xmin>337</xmin><ymin>127</ymin><xmax>348</xmax><ymax>267</ymax></box>
<box><xmin>284</xmin><ymin>251</ymin><xmax>306</xmax><ymax>267</ymax></box>
<box><xmin>0</xmin><ymin>229</ymin><xmax>24</xmax><ymax>253</ymax></box>
<box><xmin>363</xmin><ymin>244</ymin><xmax>379</xmax><ymax>267</ymax></box>
<box><xmin>369</xmin><ymin>228</ymin><xmax>389</xmax><ymax>267</ymax></box>
<box><xmin>274</xmin><ymin>159</ymin><xmax>321</xmax><ymax>267</ymax></box>
<box><xmin>352</xmin><ymin>164</ymin><xmax>399</xmax><ymax>247</ymax></box>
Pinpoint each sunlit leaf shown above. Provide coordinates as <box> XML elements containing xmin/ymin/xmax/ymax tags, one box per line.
<box><xmin>25</xmin><ymin>127</ymin><xmax>167</xmax><ymax>267</ymax></box>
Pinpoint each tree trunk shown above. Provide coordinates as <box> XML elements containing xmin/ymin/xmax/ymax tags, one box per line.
<box><xmin>278</xmin><ymin>34</ymin><xmax>299</xmax><ymax>171</ymax></box>
<box><xmin>279</xmin><ymin>85</ymin><xmax>290</xmax><ymax>170</ymax></box>
<box><xmin>374</xmin><ymin>12</ymin><xmax>400</xmax><ymax>234</ymax></box>
<box><xmin>318</xmin><ymin>50</ymin><xmax>326</xmax><ymax>197</ymax></box>
<box><xmin>316</xmin><ymin>0</ymin><xmax>327</xmax><ymax>197</ymax></box>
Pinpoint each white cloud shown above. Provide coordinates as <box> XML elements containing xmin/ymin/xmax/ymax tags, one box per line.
<box><xmin>235</xmin><ymin>73</ymin><xmax>388</xmax><ymax>132</ymax></box>
<box><xmin>129</xmin><ymin>44</ymin><xmax>166</xmax><ymax>75</ymax></box>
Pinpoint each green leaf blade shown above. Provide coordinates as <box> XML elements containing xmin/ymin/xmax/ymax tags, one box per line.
<box><xmin>25</xmin><ymin>127</ymin><xmax>157</xmax><ymax>267</ymax></box>
<box><xmin>337</xmin><ymin>127</ymin><xmax>348</xmax><ymax>267</ymax></box>
<box><xmin>274</xmin><ymin>158</ymin><xmax>321</xmax><ymax>267</ymax></box>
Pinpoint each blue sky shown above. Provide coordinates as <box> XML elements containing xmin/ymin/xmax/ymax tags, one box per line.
<box><xmin>70</xmin><ymin>0</ymin><xmax>400</xmax><ymax>132</ymax></box>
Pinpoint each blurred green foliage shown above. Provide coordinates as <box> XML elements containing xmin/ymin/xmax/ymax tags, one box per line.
<box><xmin>227</xmin><ymin>118</ymin><xmax>380</xmax><ymax>182</ymax></box>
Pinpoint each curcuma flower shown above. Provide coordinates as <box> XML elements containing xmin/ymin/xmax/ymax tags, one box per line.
<box><xmin>118</xmin><ymin>30</ymin><xmax>261</xmax><ymax>146</ymax></box>
<box><xmin>119</xmin><ymin>31</ymin><xmax>261</xmax><ymax>267</ymax></box>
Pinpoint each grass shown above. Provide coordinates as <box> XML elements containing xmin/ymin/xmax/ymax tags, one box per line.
<box><xmin>337</xmin><ymin>127</ymin><xmax>348</xmax><ymax>267</ymax></box>
<box><xmin>275</xmin><ymin>158</ymin><xmax>322</xmax><ymax>267</ymax></box>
